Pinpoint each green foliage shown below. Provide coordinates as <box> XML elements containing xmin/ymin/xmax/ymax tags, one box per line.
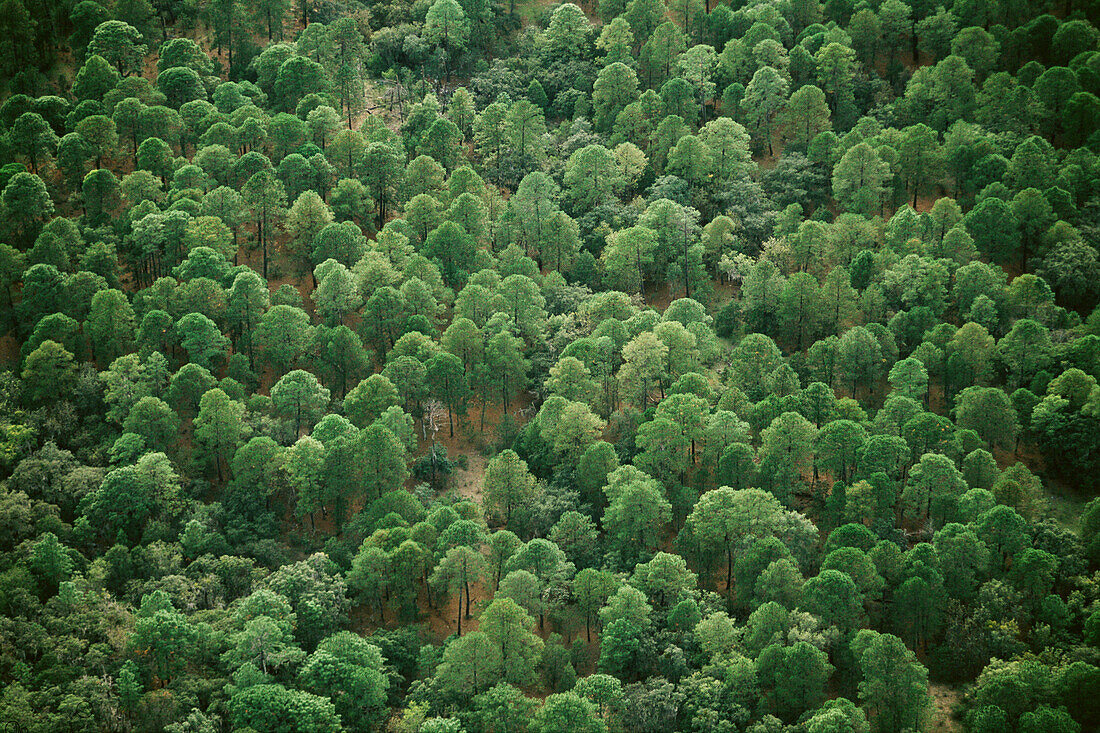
<box><xmin>0</xmin><ymin>4</ymin><xmax>1095</xmax><ymax>730</ymax></box>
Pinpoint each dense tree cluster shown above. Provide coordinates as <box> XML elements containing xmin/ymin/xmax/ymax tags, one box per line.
<box><xmin>0</xmin><ymin>0</ymin><xmax>1099</xmax><ymax>731</ymax></box>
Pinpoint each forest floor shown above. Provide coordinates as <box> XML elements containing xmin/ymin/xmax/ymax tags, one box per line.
<box><xmin>0</xmin><ymin>334</ymin><xmax>18</xmax><ymax>368</ymax></box>
<box><xmin>411</xmin><ymin>391</ymin><xmax>535</xmax><ymax>503</ymax></box>
<box><xmin>1046</xmin><ymin>476</ymin><xmax>1090</xmax><ymax>533</ymax></box>
<box><xmin>516</xmin><ymin>0</ymin><xmax>558</xmax><ymax>26</ymax></box>
<box><xmin>928</xmin><ymin>684</ymin><xmax>964</xmax><ymax>732</ymax></box>
<box><xmin>515</xmin><ymin>0</ymin><xmax>599</xmax><ymax>26</ymax></box>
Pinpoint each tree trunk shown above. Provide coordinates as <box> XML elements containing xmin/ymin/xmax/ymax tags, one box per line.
<box><xmin>726</xmin><ymin>545</ymin><xmax>733</xmax><ymax>608</ymax></box>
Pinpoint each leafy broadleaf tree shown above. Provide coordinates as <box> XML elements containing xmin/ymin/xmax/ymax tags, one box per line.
<box><xmin>272</xmin><ymin>370</ymin><xmax>331</xmax><ymax>436</ymax></box>
<box><xmin>242</xmin><ymin>170</ymin><xmax>287</xmax><ymax>279</ymax></box>
<box><xmin>431</xmin><ymin>545</ymin><xmax>488</xmax><ymax>634</ymax></box>
<box><xmin>484</xmin><ymin>449</ymin><xmax>538</xmax><ymax>529</ymax></box>
<box><xmin>424</xmin><ymin>0</ymin><xmax>470</xmax><ymax>82</ymax></box>
<box><xmin>194</xmin><ymin>387</ymin><xmax>246</xmax><ymax>482</ymax></box>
